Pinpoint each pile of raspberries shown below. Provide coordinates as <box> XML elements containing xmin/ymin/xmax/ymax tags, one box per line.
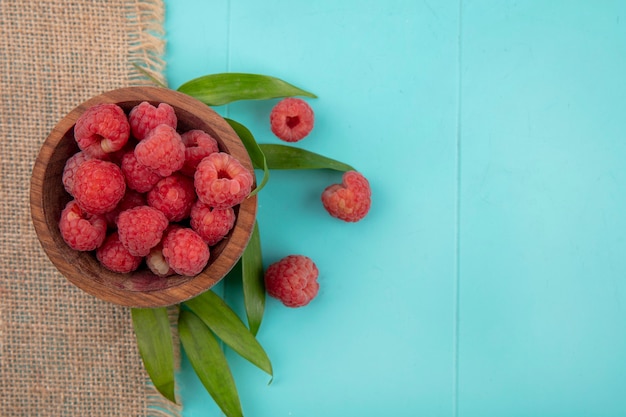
<box><xmin>60</xmin><ymin>101</ymin><xmax>253</xmax><ymax>276</ymax></box>
<box><xmin>59</xmin><ymin>96</ymin><xmax>372</xmax><ymax>309</ymax></box>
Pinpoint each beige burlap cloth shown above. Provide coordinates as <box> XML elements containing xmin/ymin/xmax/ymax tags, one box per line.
<box><xmin>0</xmin><ymin>1</ymin><xmax>181</xmax><ymax>416</ymax></box>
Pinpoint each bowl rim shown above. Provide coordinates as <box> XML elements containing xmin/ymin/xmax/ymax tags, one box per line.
<box><xmin>30</xmin><ymin>86</ymin><xmax>258</xmax><ymax>308</ymax></box>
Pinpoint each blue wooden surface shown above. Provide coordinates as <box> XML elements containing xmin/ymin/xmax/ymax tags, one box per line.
<box><xmin>163</xmin><ymin>1</ymin><xmax>626</xmax><ymax>416</ymax></box>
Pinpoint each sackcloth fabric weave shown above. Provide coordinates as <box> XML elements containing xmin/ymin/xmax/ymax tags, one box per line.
<box><xmin>0</xmin><ymin>1</ymin><xmax>181</xmax><ymax>416</ymax></box>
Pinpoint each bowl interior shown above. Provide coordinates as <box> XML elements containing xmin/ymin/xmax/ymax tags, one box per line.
<box><xmin>31</xmin><ymin>87</ymin><xmax>257</xmax><ymax>307</ymax></box>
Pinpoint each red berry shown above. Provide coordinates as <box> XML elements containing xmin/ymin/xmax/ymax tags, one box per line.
<box><xmin>190</xmin><ymin>201</ymin><xmax>236</xmax><ymax>246</ymax></box>
<box><xmin>129</xmin><ymin>101</ymin><xmax>177</xmax><ymax>140</ymax></box>
<box><xmin>96</xmin><ymin>232</ymin><xmax>142</xmax><ymax>273</ymax></box>
<box><xmin>194</xmin><ymin>152</ymin><xmax>254</xmax><ymax>209</ymax></box>
<box><xmin>147</xmin><ymin>173</ymin><xmax>196</xmax><ymax>222</ymax></box>
<box><xmin>180</xmin><ymin>129</ymin><xmax>219</xmax><ymax>177</ymax></box>
<box><xmin>59</xmin><ymin>200</ymin><xmax>107</xmax><ymax>251</ymax></box>
<box><xmin>73</xmin><ymin>159</ymin><xmax>126</xmax><ymax>215</ymax></box>
<box><xmin>62</xmin><ymin>151</ymin><xmax>91</xmax><ymax>195</ymax></box>
<box><xmin>135</xmin><ymin>124</ymin><xmax>185</xmax><ymax>177</ymax></box>
<box><xmin>74</xmin><ymin>103</ymin><xmax>130</xmax><ymax>158</ymax></box>
<box><xmin>146</xmin><ymin>243</ymin><xmax>175</xmax><ymax>277</ymax></box>
<box><xmin>108</xmin><ymin>137</ymin><xmax>138</xmax><ymax>166</ymax></box>
<box><xmin>264</xmin><ymin>255</ymin><xmax>319</xmax><ymax>307</ymax></box>
<box><xmin>104</xmin><ymin>189</ymin><xmax>147</xmax><ymax>229</ymax></box>
<box><xmin>117</xmin><ymin>205</ymin><xmax>169</xmax><ymax>257</ymax></box>
<box><xmin>120</xmin><ymin>150</ymin><xmax>161</xmax><ymax>193</ymax></box>
<box><xmin>321</xmin><ymin>171</ymin><xmax>371</xmax><ymax>222</ymax></box>
<box><xmin>162</xmin><ymin>228</ymin><xmax>210</xmax><ymax>276</ymax></box>
<box><xmin>270</xmin><ymin>98</ymin><xmax>314</xmax><ymax>142</ymax></box>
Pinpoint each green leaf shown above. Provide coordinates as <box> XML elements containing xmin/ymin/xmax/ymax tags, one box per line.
<box><xmin>259</xmin><ymin>144</ymin><xmax>356</xmax><ymax>172</ymax></box>
<box><xmin>179</xmin><ymin>310</ymin><xmax>243</xmax><ymax>417</ymax></box>
<box><xmin>226</xmin><ymin>118</ymin><xmax>269</xmax><ymax>196</ymax></box>
<box><xmin>242</xmin><ymin>221</ymin><xmax>265</xmax><ymax>336</ymax></box>
<box><xmin>131</xmin><ymin>308</ymin><xmax>176</xmax><ymax>403</ymax></box>
<box><xmin>131</xmin><ymin>63</ymin><xmax>168</xmax><ymax>88</ymax></box>
<box><xmin>177</xmin><ymin>73</ymin><xmax>317</xmax><ymax>106</ymax></box>
<box><xmin>184</xmin><ymin>290</ymin><xmax>272</xmax><ymax>376</ymax></box>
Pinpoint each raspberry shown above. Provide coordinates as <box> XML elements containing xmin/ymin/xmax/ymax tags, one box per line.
<box><xmin>321</xmin><ymin>171</ymin><xmax>371</xmax><ymax>222</ymax></box>
<box><xmin>194</xmin><ymin>152</ymin><xmax>254</xmax><ymax>209</ymax></box>
<box><xmin>74</xmin><ymin>103</ymin><xmax>130</xmax><ymax>158</ymax></box>
<box><xmin>116</xmin><ymin>205</ymin><xmax>169</xmax><ymax>257</ymax></box>
<box><xmin>104</xmin><ymin>189</ymin><xmax>147</xmax><ymax>229</ymax></box>
<box><xmin>146</xmin><ymin>243</ymin><xmax>175</xmax><ymax>277</ymax></box>
<box><xmin>269</xmin><ymin>97</ymin><xmax>314</xmax><ymax>142</ymax></box>
<box><xmin>264</xmin><ymin>255</ymin><xmax>319</xmax><ymax>307</ymax></box>
<box><xmin>59</xmin><ymin>200</ymin><xmax>107</xmax><ymax>251</ymax></box>
<box><xmin>129</xmin><ymin>101</ymin><xmax>177</xmax><ymax>140</ymax></box>
<box><xmin>62</xmin><ymin>151</ymin><xmax>91</xmax><ymax>195</ymax></box>
<box><xmin>180</xmin><ymin>129</ymin><xmax>219</xmax><ymax>177</ymax></box>
<box><xmin>120</xmin><ymin>150</ymin><xmax>161</xmax><ymax>193</ymax></box>
<box><xmin>190</xmin><ymin>201</ymin><xmax>236</xmax><ymax>246</ymax></box>
<box><xmin>162</xmin><ymin>228</ymin><xmax>210</xmax><ymax>276</ymax></box>
<box><xmin>135</xmin><ymin>124</ymin><xmax>185</xmax><ymax>177</ymax></box>
<box><xmin>73</xmin><ymin>159</ymin><xmax>126</xmax><ymax>215</ymax></box>
<box><xmin>147</xmin><ymin>173</ymin><xmax>196</xmax><ymax>221</ymax></box>
<box><xmin>96</xmin><ymin>232</ymin><xmax>142</xmax><ymax>273</ymax></box>
<box><xmin>108</xmin><ymin>137</ymin><xmax>138</xmax><ymax>165</ymax></box>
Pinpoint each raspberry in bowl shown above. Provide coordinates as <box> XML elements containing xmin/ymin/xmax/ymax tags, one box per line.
<box><xmin>30</xmin><ymin>87</ymin><xmax>257</xmax><ymax>308</ymax></box>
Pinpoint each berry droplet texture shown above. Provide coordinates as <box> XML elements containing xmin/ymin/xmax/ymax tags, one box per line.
<box><xmin>135</xmin><ymin>124</ymin><xmax>185</xmax><ymax>177</ymax></box>
<box><xmin>104</xmin><ymin>189</ymin><xmax>147</xmax><ymax>229</ymax></box>
<box><xmin>73</xmin><ymin>159</ymin><xmax>126</xmax><ymax>215</ymax></box>
<box><xmin>180</xmin><ymin>129</ymin><xmax>219</xmax><ymax>177</ymax></box>
<box><xmin>74</xmin><ymin>103</ymin><xmax>130</xmax><ymax>158</ymax></box>
<box><xmin>62</xmin><ymin>151</ymin><xmax>91</xmax><ymax>195</ymax></box>
<box><xmin>264</xmin><ymin>255</ymin><xmax>319</xmax><ymax>307</ymax></box>
<box><xmin>59</xmin><ymin>200</ymin><xmax>107</xmax><ymax>251</ymax></box>
<box><xmin>194</xmin><ymin>152</ymin><xmax>253</xmax><ymax>209</ymax></box>
<box><xmin>147</xmin><ymin>173</ymin><xmax>197</xmax><ymax>221</ymax></box>
<box><xmin>190</xmin><ymin>201</ymin><xmax>236</xmax><ymax>246</ymax></box>
<box><xmin>162</xmin><ymin>228</ymin><xmax>210</xmax><ymax>276</ymax></box>
<box><xmin>129</xmin><ymin>101</ymin><xmax>177</xmax><ymax>140</ymax></box>
<box><xmin>321</xmin><ymin>171</ymin><xmax>371</xmax><ymax>222</ymax></box>
<box><xmin>116</xmin><ymin>205</ymin><xmax>169</xmax><ymax>257</ymax></box>
<box><xmin>96</xmin><ymin>232</ymin><xmax>142</xmax><ymax>273</ymax></box>
<box><xmin>120</xmin><ymin>150</ymin><xmax>162</xmax><ymax>193</ymax></box>
<box><xmin>270</xmin><ymin>97</ymin><xmax>314</xmax><ymax>142</ymax></box>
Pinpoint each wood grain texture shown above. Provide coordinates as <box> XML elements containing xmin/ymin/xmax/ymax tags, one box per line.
<box><xmin>30</xmin><ymin>87</ymin><xmax>257</xmax><ymax>308</ymax></box>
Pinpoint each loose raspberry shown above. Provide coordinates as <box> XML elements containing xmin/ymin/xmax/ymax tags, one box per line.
<box><xmin>147</xmin><ymin>173</ymin><xmax>196</xmax><ymax>222</ymax></box>
<box><xmin>135</xmin><ymin>124</ymin><xmax>185</xmax><ymax>177</ymax></box>
<box><xmin>146</xmin><ymin>243</ymin><xmax>175</xmax><ymax>277</ymax></box>
<box><xmin>104</xmin><ymin>189</ymin><xmax>147</xmax><ymax>229</ymax></box>
<box><xmin>120</xmin><ymin>150</ymin><xmax>161</xmax><ymax>193</ymax></box>
<box><xmin>321</xmin><ymin>171</ymin><xmax>371</xmax><ymax>222</ymax></box>
<box><xmin>96</xmin><ymin>232</ymin><xmax>142</xmax><ymax>273</ymax></box>
<box><xmin>162</xmin><ymin>228</ymin><xmax>210</xmax><ymax>276</ymax></box>
<box><xmin>180</xmin><ymin>129</ymin><xmax>219</xmax><ymax>177</ymax></box>
<box><xmin>129</xmin><ymin>101</ymin><xmax>177</xmax><ymax>140</ymax></box>
<box><xmin>62</xmin><ymin>151</ymin><xmax>91</xmax><ymax>195</ymax></box>
<box><xmin>194</xmin><ymin>152</ymin><xmax>254</xmax><ymax>209</ymax></box>
<box><xmin>73</xmin><ymin>159</ymin><xmax>126</xmax><ymax>215</ymax></box>
<box><xmin>270</xmin><ymin>98</ymin><xmax>314</xmax><ymax>142</ymax></box>
<box><xmin>74</xmin><ymin>103</ymin><xmax>130</xmax><ymax>158</ymax></box>
<box><xmin>264</xmin><ymin>255</ymin><xmax>319</xmax><ymax>307</ymax></box>
<box><xmin>190</xmin><ymin>201</ymin><xmax>236</xmax><ymax>246</ymax></box>
<box><xmin>117</xmin><ymin>205</ymin><xmax>168</xmax><ymax>257</ymax></box>
<box><xmin>59</xmin><ymin>200</ymin><xmax>107</xmax><ymax>251</ymax></box>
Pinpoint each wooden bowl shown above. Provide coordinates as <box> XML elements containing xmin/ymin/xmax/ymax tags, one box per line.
<box><xmin>30</xmin><ymin>87</ymin><xmax>257</xmax><ymax>308</ymax></box>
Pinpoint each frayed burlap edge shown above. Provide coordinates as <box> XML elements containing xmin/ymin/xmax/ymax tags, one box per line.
<box><xmin>126</xmin><ymin>0</ymin><xmax>169</xmax><ymax>88</ymax></box>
